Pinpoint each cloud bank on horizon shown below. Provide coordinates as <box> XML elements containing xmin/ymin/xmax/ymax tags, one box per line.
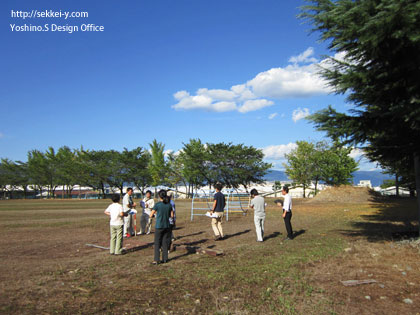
<box><xmin>171</xmin><ymin>47</ymin><xmax>337</xmax><ymax>114</ymax></box>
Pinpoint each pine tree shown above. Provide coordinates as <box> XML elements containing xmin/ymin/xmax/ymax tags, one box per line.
<box><xmin>302</xmin><ymin>0</ymin><xmax>420</xmax><ymax>232</ymax></box>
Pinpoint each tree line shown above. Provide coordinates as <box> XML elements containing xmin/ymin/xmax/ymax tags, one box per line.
<box><xmin>283</xmin><ymin>140</ymin><xmax>358</xmax><ymax>197</ymax></box>
<box><xmin>0</xmin><ymin>139</ymin><xmax>271</xmax><ymax>199</ymax></box>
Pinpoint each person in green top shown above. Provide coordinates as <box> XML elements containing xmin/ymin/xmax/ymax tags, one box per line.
<box><xmin>150</xmin><ymin>190</ymin><xmax>174</xmax><ymax>265</ymax></box>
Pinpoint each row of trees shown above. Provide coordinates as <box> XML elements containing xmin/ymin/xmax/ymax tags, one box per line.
<box><xmin>283</xmin><ymin>141</ymin><xmax>358</xmax><ymax>197</ymax></box>
<box><xmin>0</xmin><ymin>139</ymin><xmax>271</xmax><ymax>199</ymax></box>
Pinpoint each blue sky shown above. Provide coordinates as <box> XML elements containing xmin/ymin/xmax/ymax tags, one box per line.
<box><xmin>0</xmin><ymin>0</ymin><xmax>377</xmax><ymax>170</ymax></box>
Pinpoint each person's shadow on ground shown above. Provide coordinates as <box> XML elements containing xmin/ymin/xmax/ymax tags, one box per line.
<box><xmin>175</xmin><ymin>231</ymin><xmax>204</xmax><ymax>240</ymax></box>
<box><xmin>264</xmin><ymin>231</ymin><xmax>281</xmax><ymax>241</ymax></box>
<box><xmin>124</xmin><ymin>242</ymin><xmax>154</xmax><ymax>253</ymax></box>
<box><xmin>223</xmin><ymin>229</ymin><xmax>251</xmax><ymax>240</ymax></box>
<box><xmin>293</xmin><ymin>229</ymin><xmax>306</xmax><ymax>239</ymax></box>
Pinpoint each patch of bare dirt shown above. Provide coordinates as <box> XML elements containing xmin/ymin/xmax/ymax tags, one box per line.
<box><xmin>308</xmin><ymin>186</ymin><xmax>381</xmax><ymax>204</ymax></box>
<box><xmin>306</xmin><ymin>240</ymin><xmax>420</xmax><ymax>314</ymax></box>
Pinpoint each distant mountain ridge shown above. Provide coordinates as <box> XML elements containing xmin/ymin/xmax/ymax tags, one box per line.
<box><xmin>263</xmin><ymin>169</ymin><xmax>392</xmax><ymax>187</ymax></box>
<box><xmin>263</xmin><ymin>170</ymin><xmax>289</xmax><ymax>182</ymax></box>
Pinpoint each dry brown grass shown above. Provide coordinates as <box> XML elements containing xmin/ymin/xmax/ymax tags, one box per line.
<box><xmin>307</xmin><ymin>239</ymin><xmax>420</xmax><ymax>315</ymax></box>
<box><xmin>0</xmin><ymin>192</ymin><xmax>419</xmax><ymax>314</ymax></box>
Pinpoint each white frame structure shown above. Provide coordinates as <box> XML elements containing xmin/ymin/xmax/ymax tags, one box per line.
<box><xmin>190</xmin><ymin>188</ymin><xmax>215</xmax><ymax>221</ymax></box>
<box><xmin>191</xmin><ymin>188</ymin><xmax>249</xmax><ymax>221</ymax></box>
<box><xmin>225</xmin><ymin>189</ymin><xmax>249</xmax><ymax>221</ymax></box>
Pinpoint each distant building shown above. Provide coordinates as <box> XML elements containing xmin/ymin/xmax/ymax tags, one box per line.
<box><xmin>380</xmin><ymin>186</ymin><xmax>410</xmax><ymax>196</ymax></box>
<box><xmin>357</xmin><ymin>180</ymin><xmax>372</xmax><ymax>188</ymax></box>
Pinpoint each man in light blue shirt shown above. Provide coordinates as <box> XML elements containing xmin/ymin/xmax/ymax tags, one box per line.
<box><xmin>249</xmin><ymin>188</ymin><xmax>265</xmax><ymax>242</ymax></box>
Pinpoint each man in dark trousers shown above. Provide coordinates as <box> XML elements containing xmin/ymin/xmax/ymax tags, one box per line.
<box><xmin>281</xmin><ymin>186</ymin><xmax>293</xmax><ymax>240</ymax></box>
<box><xmin>210</xmin><ymin>183</ymin><xmax>226</xmax><ymax>241</ymax></box>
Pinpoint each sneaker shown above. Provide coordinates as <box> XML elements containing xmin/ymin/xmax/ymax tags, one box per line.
<box><xmin>125</xmin><ymin>233</ymin><xmax>131</xmax><ymax>238</ymax></box>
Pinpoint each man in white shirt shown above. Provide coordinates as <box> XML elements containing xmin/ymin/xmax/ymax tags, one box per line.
<box><xmin>139</xmin><ymin>190</ymin><xmax>155</xmax><ymax>235</ymax></box>
<box><xmin>122</xmin><ymin>187</ymin><xmax>136</xmax><ymax>238</ymax></box>
<box><xmin>104</xmin><ymin>194</ymin><xmax>124</xmax><ymax>255</ymax></box>
<box><xmin>249</xmin><ymin>188</ymin><xmax>265</xmax><ymax>242</ymax></box>
<box><xmin>281</xmin><ymin>186</ymin><xmax>293</xmax><ymax>240</ymax></box>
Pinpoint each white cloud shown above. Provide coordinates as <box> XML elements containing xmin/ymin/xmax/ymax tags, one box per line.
<box><xmin>172</xmin><ymin>91</ymin><xmax>236</xmax><ymax>112</ymax></box>
<box><xmin>262</xmin><ymin>143</ymin><xmax>297</xmax><ymax>160</ymax></box>
<box><xmin>347</xmin><ymin>147</ymin><xmax>385</xmax><ymax>172</ymax></box>
<box><xmin>292</xmin><ymin>107</ymin><xmax>310</xmax><ymax>122</ymax></box>
<box><xmin>349</xmin><ymin>148</ymin><xmax>364</xmax><ymax>159</ymax></box>
<box><xmin>268</xmin><ymin>113</ymin><xmax>278</xmax><ymax>120</ymax></box>
<box><xmin>174</xmin><ymin>90</ymin><xmax>189</xmax><ymax>100</ymax></box>
<box><xmin>164</xmin><ymin>149</ymin><xmax>182</xmax><ymax>157</ymax></box>
<box><xmin>212</xmin><ymin>101</ymin><xmax>237</xmax><ymax>112</ymax></box>
<box><xmin>164</xmin><ymin>149</ymin><xmax>174</xmax><ymax>157</ymax></box>
<box><xmin>238</xmin><ymin>99</ymin><xmax>274</xmax><ymax>113</ymax></box>
<box><xmin>231</xmin><ymin>84</ymin><xmax>257</xmax><ymax>100</ymax></box>
<box><xmin>288</xmin><ymin>47</ymin><xmax>318</xmax><ymax>64</ymax></box>
<box><xmin>246</xmin><ymin>63</ymin><xmax>330</xmax><ymax>98</ymax></box>
<box><xmin>172</xmin><ymin>47</ymin><xmax>333</xmax><ymax>113</ymax></box>
<box><xmin>197</xmin><ymin>88</ymin><xmax>236</xmax><ymax>101</ymax></box>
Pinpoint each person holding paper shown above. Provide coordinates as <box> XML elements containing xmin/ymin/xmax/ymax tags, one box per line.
<box><xmin>139</xmin><ymin>190</ymin><xmax>155</xmax><ymax>235</ymax></box>
<box><xmin>210</xmin><ymin>183</ymin><xmax>225</xmax><ymax>241</ymax></box>
<box><xmin>123</xmin><ymin>187</ymin><xmax>136</xmax><ymax>238</ymax></box>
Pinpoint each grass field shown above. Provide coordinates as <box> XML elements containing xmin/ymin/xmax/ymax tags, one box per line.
<box><xmin>0</xmin><ymin>194</ymin><xmax>419</xmax><ymax>314</ymax></box>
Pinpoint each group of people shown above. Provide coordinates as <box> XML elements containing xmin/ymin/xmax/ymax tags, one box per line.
<box><xmin>104</xmin><ymin>184</ymin><xmax>294</xmax><ymax>264</ymax></box>
<box><xmin>104</xmin><ymin>188</ymin><xmax>176</xmax><ymax>264</ymax></box>
<box><xmin>121</xmin><ymin>188</ymin><xmax>156</xmax><ymax>237</ymax></box>
<box><xmin>208</xmin><ymin>183</ymin><xmax>294</xmax><ymax>243</ymax></box>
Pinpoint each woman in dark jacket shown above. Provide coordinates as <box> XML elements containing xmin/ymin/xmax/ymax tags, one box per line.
<box><xmin>150</xmin><ymin>190</ymin><xmax>174</xmax><ymax>264</ymax></box>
